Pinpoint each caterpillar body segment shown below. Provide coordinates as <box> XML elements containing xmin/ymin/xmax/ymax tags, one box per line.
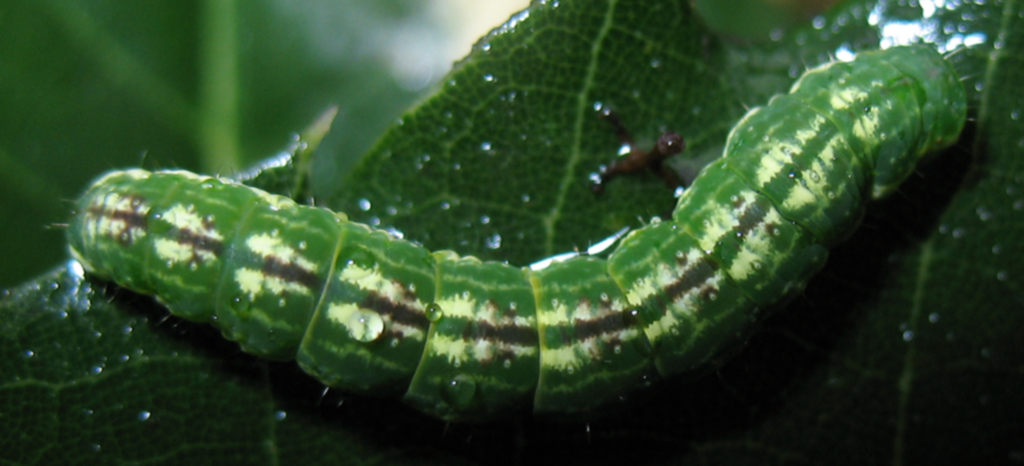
<box><xmin>785</xmin><ymin>45</ymin><xmax>966</xmax><ymax>198</ymax></box>
<box><xmin>67</xmin><ymin>45</ymin><xmax>967</xmax><ymax>421</ymax></box>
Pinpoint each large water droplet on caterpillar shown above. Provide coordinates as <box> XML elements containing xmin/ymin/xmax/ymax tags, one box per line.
<box><xmin>146</xmin><ymin>211</ymin><xmax>173</xmax><ymax>234</ymax></box>
<box><xmin>347</xmin><ymin>309</ymin><xmax>384</xmax><ymax>342</ymax></box>
<box><xmin>425</xmin><ymin>303</ymin><xmax>444</xmax><ymax>322</ymax></box>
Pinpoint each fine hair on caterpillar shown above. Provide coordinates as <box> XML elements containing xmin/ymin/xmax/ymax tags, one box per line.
<box><xmin>67</xmin><ymin>45</ymin><xmax>967</xmax><ymax>422</ymax></box>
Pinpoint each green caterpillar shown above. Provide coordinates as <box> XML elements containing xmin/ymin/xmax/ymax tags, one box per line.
<box><xmin>67</xmin><ymin>45</ymin><xmax>966</xmax><ymax>422</ymax></box>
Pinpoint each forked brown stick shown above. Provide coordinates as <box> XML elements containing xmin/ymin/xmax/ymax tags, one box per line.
<box><xmin>593</xmin><ymin>109</ymin><xmax>685</xmax><ymax>193</ymax></box>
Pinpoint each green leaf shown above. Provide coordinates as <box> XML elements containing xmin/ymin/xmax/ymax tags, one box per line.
<box><xmin>330</xmin><ymin>0</ymin><xmax>742</xmax><ymax>265</ymax></box>
<box><xmin>0</xmin><ymin>0</ymin><xmax>427</xmax><ymax>289</ymax></box>
<box><xmin>3</xmin><ymin>0</ymin><xmax>1023</xmax><ymax>465</ymax></box>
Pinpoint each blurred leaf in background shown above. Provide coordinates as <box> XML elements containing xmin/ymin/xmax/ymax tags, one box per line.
<box><xmin>693</xmin><ymin>0</ymin><xmax>844</xmax><ymax>38</ymax></box>
<box><xmin>0</xmin><ymin>0</ymin><xmax>524</xmax><ymax>289</ymax></box>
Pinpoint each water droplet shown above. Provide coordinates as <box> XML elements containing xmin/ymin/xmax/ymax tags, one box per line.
<box><xmin>480</xmin><ymin>141</ymin><xmax>492</xmax><ymax>151</ymax></box>
<box><xmin>996</xmin><ymin>270</ymin><xmax>1008</xmax><ymax>281</ymax></box>
<box><xmin>483</xmin><ymin>74</ymin><xmax>495</xmax><ymax>82</ymax></box>
<box><xmin>67</xmin><ymin>260</ymin><xmax>86</xmax><ymax>280</ymax></box>
<box><xmin>593</xmin><ymin>101</ymin><xmax>603</xmax><ymax>111</ymax></box>
<box><xmin>485</xmin><ymin>234</ymin><xmax>502</xmax><ymax>250</ymax></box>
<box><xmin>146</xmin><ymin>211</ymin><xmax>173</xmax><ymax>234</ymax></box>
<box><xmin>1011</xmin><ymin>110</ymin><xmax>1021</xmax><ymax>120</ymax></box>
<box><xmin>229</xmin><ymin>295</ymin><xmax>251</xmax><ymax>315</ymax></box>
<box><xmin>439</xmin><ymin>201</ymin><xmax>451</xmax><ymax>211</ymax></box>
<box><xmin>952</xmin><ymin>228</ymin><xmax>966</xmax><ymax>238</ymax></box>
<box><xmin>275</xmin><ymin>410</ymin><xmax>287</xmax><ymax>421</ymax></box>
<box><xmin>137</xmin><ymin>411</ymin><xmax>151</xmax><ymax>421</ymax></box>
<box><xmin>992</xmin><ymin>245</ymin><xmax>1002</xmax><ymax>255</ymax></box>
<box><xmin>358</xmin><ymin>199</ymin><xmax>372</xmax><ymax>211</ymax></box>
<box><xmin>425</xmin><ymin>303</ymin><xmax>444</xmax><ymax>322</ymax></box>
<box><xmin>442</xmin><ymin>374</ymin><xmax>477</xmax><ymax>410</ymax></box>
<box><xmin>902</xmin><ymin>330</ymin><xmax>914</xmax><ymax>342</ymax></box>
<box><xmin>976</xmin><ymin>206</ymin><xmax>993</xmax><ymax>221</ymax></box>
<box><xmin>650</xmin><ymin>58</ymin><xmax>661</xmax><ymax>68</ymax></box>
<box><xmin>928</xmin><ymin>312</ymin><xmax>940</xmax><ymax>323</ymax></box>
<box><xmin>347</xmin><ymin>309</ymin><xmax>384</xmax><ymax>343</ymax></box>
